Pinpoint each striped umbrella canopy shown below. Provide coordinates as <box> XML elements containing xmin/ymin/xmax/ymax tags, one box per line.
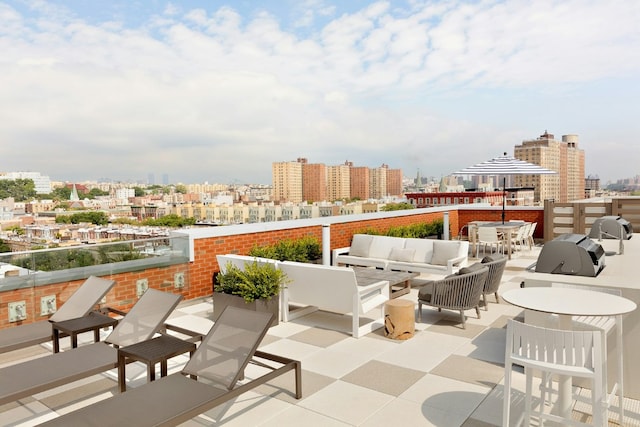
<box><xmin>453</xmin><ymin>152</ymin><xmax>557</xmax><ymax>176</ymax></box>
<box><xmin>453</xmin><ymin>152</ymin><xmax>557</xmax><ymax>223</ymax></box>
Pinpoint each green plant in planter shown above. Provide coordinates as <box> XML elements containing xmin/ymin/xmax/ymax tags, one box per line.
<box><xmin>248</xmin><ymin>236</ymin><xmax>321</xmax><ymax>262</ymax></box>
<box><xmin>215</xmin><ymin>261</ymin><xmax>289</xmax><ymax>303</ymax></box>
<box><xmin>356</xmin><ymin>218</ymin><xmax>445</xmax><ymax>239</ymax></box>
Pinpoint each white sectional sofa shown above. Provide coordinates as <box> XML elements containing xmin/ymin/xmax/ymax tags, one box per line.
<box><xmin>333</xmin><ymin>234</ymin><xmax>469</xmax><ymax>275</ymax></box>
<box><xmin>278</xmin><ymin>261</ymin><xmax>389</xmax><ymax>338</ymax></box>
<box><xmin>215</xmin><ymin>255</ymin><xmax>389</xmax><ymax>338</ymax></box>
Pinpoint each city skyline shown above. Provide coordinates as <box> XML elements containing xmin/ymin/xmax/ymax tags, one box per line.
<box><xmin>1</xmin><ymin>1</ymin><xmax>639</xmax><ymax>185</ymax></box>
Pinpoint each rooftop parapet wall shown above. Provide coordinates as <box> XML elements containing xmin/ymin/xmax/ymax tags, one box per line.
<box><xmin>0</xmin><ymin>204</ymin><xmax>551</xmax><ymax>330</ymax></box>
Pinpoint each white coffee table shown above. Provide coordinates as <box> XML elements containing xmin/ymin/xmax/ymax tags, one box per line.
<box><xmin>502</xmin><ymin>287</ymin><xmax>637</xmax><ymax>420</ymax></box>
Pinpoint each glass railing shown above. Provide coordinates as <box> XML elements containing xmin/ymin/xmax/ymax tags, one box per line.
<box><xmin>0</xmin><ymin>234</ymin><xmax>190</xmax><ymax>292</ymax></box>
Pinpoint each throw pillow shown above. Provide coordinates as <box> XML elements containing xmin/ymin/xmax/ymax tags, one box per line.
<box><xmin>458</xmin><ymin>262</ymin><xmax>484</xmax><ymax>275</ymax></box>
<box><xmin>389</xmin><ymin>247</ymin><xmax>416</xmax><ymax>262</ymax></box>
<box><xmin>431</xmin><ymin>241</ymin><xmax>461</xmax><ymax>266</ymax></box>
<box><xmin>481</xmin><ymin>256</ymin><xmax>494</xmax><ymax>263</ymax></box>
<box><xmin>417</xmin><ymin>282</ymin><xmax>434</xmax><ymax>301</ymax></box>
<box><xmin>349</xmin><ymin>235</ymin><xmax>373</xmax><ymax>257</ymax></box>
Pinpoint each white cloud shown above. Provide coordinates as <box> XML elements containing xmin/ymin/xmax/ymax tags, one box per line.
<box><xmin>0</xmin><ymin>0</ymin><xmax>638</xmax><ymax>184</ymax></box>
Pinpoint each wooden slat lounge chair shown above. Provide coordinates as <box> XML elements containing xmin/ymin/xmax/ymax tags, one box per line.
<box><xmin>38</xmin><ymin>306</ymin><xmax>302</xmax><ymax>427</ymax></box>
<box><xmin>0</xmin><ymin>276</ymin><xmax>116</xmax><ymax>354</ymax></box>
<box><xmin>0</xmin><ymin>288</ymin><xmax>182</xmax><ymax>406</ymax></box>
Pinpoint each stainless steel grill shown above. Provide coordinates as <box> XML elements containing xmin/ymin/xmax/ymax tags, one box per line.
<box><xmin>588</xmin><ymin>215</ymin><xmax>633</xmax><ymax>240</ymax></box>
<box><xmin>535</xmin><ymin>233</ymin><xmax>605</xmax><ymax>277</ymax></box>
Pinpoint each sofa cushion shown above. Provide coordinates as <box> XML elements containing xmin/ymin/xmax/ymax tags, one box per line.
<box><xmin>368</xmin><ymin>235</ymin><xmax>404</xmax><ymax>259</ymax></box>
<box><xmin>389</xmin><ymin>247</ymin><xmax>415</xmax><ymax>262</ymax></box>
<box><xmin>431</xmin><ymin>241</ymin><xmax>461</xmax><ymax>266</ymax></box>
<box><xmin>417</xmin><ymin>282</ymin><xmax>434</xmax><ymax>301</ymax></box>
<box><xmin>350</xmin><ymin>234</ymin><xmax>373</xmax><ymax>257</ymax></box>
<box><xmin>404</xmin><ymin>238</ymin><xmax>435</xmax><ymax>263</ymax></box>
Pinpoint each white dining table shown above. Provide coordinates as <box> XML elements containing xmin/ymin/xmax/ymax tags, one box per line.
<box><xmin>469</xmin><ymin>221</ymin><xmax>527</xmax><ymax>259</ymax></box>
<box><xmin>502</xmin><ymin>287</ymin><xmax>637</xmax><ymax>420</ymax></box>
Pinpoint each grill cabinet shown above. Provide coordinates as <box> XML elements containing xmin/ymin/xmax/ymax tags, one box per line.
<box><xmin>535</xmin><ymin>233</ymin><xmax>605</xmax><ymax>277</ymax></box>
<box><xmin>588</xmin><ymin>216</ymin><xmax>633</xmax><ymax>240</ymax></box>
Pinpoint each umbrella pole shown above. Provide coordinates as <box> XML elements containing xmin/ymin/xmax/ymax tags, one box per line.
<box><xmin>502</xmin><ymin>176</ymin><xmax>506</xmax><ymax>224</ymax></box>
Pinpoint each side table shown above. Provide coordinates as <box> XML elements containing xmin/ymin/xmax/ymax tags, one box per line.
<box><xmin>384</xmin><ymin>299</ymin><xmax>415</xmax><ymax>340</ymax></box>
<box><xmin>51</xmin><ymin>311</ymin><xmax>119</xmax><ymax>353</ymax></box>
<box><xmin>118</xmin><ymin>334</ymin><xmax>196</xmax><ymax>392</ymax></box>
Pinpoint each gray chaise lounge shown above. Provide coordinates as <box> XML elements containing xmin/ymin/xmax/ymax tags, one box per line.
<box><xmin>38</xmin><ymin>306</ymin><xmax>302</xmax><ymax>427</ymax></box>
<box><xmin>0</xmin><ymin>288</ymin><xmax>181</xmax><ymax>406</ymax></box>
<box><xmin>0</xmin><ymin>275</ymin><xmax>116</xmax><ymax>354</ymax></box>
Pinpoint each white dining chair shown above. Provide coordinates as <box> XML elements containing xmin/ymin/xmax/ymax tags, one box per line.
<box><xmin>526</xmin><ymin>222</ymin><xmax>537</xmax><ymax>249</ymax></box>
<box><xmin>550</xmin><ymin>283</ymin><xmax>625</xmax><ymax>425</ymax></box>
<box><xmin>476</xmin><ymin>226</ymin><xmax>504</xmax><ymax>258</ymax></box>
<box><xmin>503</xmin><ymin>319</ymin><xmax>607</xmax><ymax>427</ymax></box>
<box><xmin>509</xmin><ymin>224</ymin><xmax>529</xmax><ymax>253</ymax></box>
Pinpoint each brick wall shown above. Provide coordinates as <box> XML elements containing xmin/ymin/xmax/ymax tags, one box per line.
<box><xmin>0</xmin><ymin>265</ymin><xmax>187</xmax><ymax>330</ymax></box>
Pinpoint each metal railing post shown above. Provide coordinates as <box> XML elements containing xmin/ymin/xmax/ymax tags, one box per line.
<box><xmin>443</xmin><ymin>212</ymin><xmax>450</xmax><ymax>240</ymax></box>
<box><xmin>322</xmin><ymin>224</ymin><xmax>331</xmax><ymax>265</ymax></box>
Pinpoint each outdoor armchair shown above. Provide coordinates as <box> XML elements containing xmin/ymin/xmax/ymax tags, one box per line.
<box><xmin>417</xmin><ymin>265</ymin><xmax>488</xmax><ymax>329</ymax></box>
<box><xmin>477</xmin><ymin>255</ymin><xmax>507</xmax><ymax>310</ymax></box>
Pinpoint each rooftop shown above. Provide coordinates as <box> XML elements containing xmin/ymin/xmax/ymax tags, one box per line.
<box><xmin>1</xmin><ymin>244</ymin><xmax>639</xmax><ymax>426</ymax></box>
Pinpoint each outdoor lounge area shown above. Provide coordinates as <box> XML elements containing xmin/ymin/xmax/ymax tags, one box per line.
<box><xmin>2</xmin><ymin>240</ymin><xmax>640</xmax><ymax>426</ymax></box>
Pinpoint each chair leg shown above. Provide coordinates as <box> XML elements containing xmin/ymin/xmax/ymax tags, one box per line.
<box><xmin>460</xmin><ymin>310</ymin><xmax>466</xmax><ymax>329</ymax></box>
<box><xmin>418</xmin><ymin>302</ymin><xmax>422</xmax><ymax>322</ymax></box>
<box><xmin>503</xmin><ymin>363</ymin><xmax>513</xmax><ymax>427</ymax></box>
<box><xmin>525</xmin><ymin>367</ymin><xmax>533</xmax><ymax>427</ymax></box>
<box><xmin>475</xmin><ymin>306</ymin><xmax>481</xmax><ymax>319</ymax></box>
<box><xmin>483</xmin><ymin>293</ymin><xmax>489</xmax><ymax>311</ymax></box>
<box><xmin>494</xmin><ymin>292</ymin><xmax>499</xmax><ymax>303</ymax></box>
<box><xmin>615</xmin><ymin>317</ymin><xmax>625</xmax><ymax>424</ymax></box>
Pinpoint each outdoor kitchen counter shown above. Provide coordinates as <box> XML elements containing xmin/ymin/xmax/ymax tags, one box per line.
<box><xmin>520</xmin><ymin>236</ymin><xmax>640</xmax><ymax>399</ymax></box>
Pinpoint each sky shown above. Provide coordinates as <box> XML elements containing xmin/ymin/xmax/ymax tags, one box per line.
<box><xmin>1</xmin><ymin>0</ymin><xmax>639</xmax><ymax>186</ymax></box>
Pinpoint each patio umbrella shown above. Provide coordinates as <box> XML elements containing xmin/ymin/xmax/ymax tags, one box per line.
<box><xmin>453</xmin><ymin>152</ymin><xmax>557</xmax><ymax>223</ymax></box>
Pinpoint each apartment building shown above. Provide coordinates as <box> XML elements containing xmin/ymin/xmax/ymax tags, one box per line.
<box><xmin>272</xmin><ymin>160</ymin><xmax>303</xmax><ymax>203</ymax></box>
<box><xmin>272</xmin><ymin>158</ymin><xmax>402</xmax><ymax>203</ymax></box>
<box><xmin>386</xmin><ymin>167</ymin><xmax>403</xmax><ymax>197</ymax></box>
<box><xmin>300</xmin><ymin>159</ymin><xmax>327</xmax><ymax>202</ymax></box>
<box><xmin>349</xmin><ymin>165</ymin><xmax>370</xmax><ymax>200</ymax></box>
<box><xmin>514</xmin><ymin>131</ymin><xmax>585</xmax><ymax>203</ymax></box>
<box><xmin>369</xmin><ymin>165</ymin><xmax>388</xmax><ymax>199</ymax></box>
<box><xmin>327</xmin><ymin>164</ymin><xmax>351</xmax><ymax>201</ymax></box>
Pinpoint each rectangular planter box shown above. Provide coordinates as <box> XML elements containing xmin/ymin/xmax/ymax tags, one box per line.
<box><xmin>212</xmin><ymin>292</ymin><xmax>279</xmax><ymax>327</ymax></box>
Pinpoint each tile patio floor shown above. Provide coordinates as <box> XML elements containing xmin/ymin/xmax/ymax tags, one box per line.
<box><xmin>1</xmin><ymin>247</ymin><xmax>639</xmax><ymax>426</ymax></box>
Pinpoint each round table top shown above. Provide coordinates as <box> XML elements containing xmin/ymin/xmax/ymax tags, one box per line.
<box><xmin>502</xmin><ymin>287</ymin><xmax>637</xmax><ymax>317</ymax></box>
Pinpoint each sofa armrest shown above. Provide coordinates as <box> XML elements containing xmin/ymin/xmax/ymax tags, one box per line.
<box><xmin>446</xmin><ymin>255</ymin><xmax>468</xmax><ymax>275</ymax></box>
<box><xmin>332</xmin><ymin>246</ymin><xmax>351</xmax><ymax>265</ymax></box>
<box><xmin>357</xmin><ymin>279</ymin><xmax>389</xmax><ymax>296</ymax></box>
<box><xmin>357</xmin><ymin>280</ymin><xmax>390</xmax><ymax>313</ymax></box>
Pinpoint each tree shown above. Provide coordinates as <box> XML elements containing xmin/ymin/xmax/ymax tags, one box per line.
<box><xmin>6</xmin><ymin>225</ymin><xmax>24</xmax><ymax>235</ymax></box>
<box><xmin>49</xmin><ymin>186</ymin><xmax>72</xmax><ymax>201</ymax></box>
<box><xmin>87</xmin><ymin>188</ymin><xmax>109</xmax><ymax>198</ymax></box>
<box><xmin>146</xmin><ymin>185</ymin><xmax>164</xmax><ymax>195</ymax></box>
<box><xmin>111</xmin><ymin>217</ymin><xmax>138</xmax><ymax>225</ymax></box>
<box><xmin>143</xmin><ymin>214</ymin><xmax>196</xmax><ymax>227</ymax></box>
<box><xmin>382</xmin><ymin>202</ymin><xmax>415</xmax><ymax>211</ymax></box>
<box><xmin>0</xmin><ymin>179</ymin><xmax>36</xmax><ymax>201</ymax></box>
<box><xmin>0</xmin><ymin>239</ymin><xmax>11</xmax><ymax>253</ymax></box>
<box><xmin>56</xmin><ymin>211</ymin><xmax>109</xmax><ymax>225</ymax></box>
<box><xmin>133</xmin><ymin>186</ymin><xmax>145</xmax><ymax>197</ymax></box>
